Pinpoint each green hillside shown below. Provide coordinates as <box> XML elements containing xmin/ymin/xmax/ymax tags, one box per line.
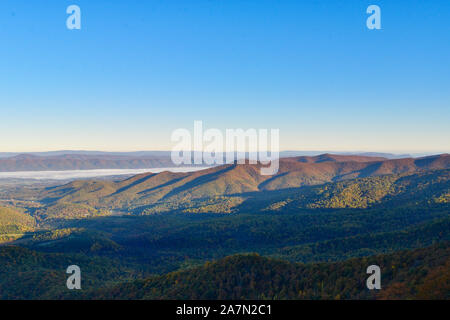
<box><xmin>260</xmin><ymin>169</ymin><xmax>450</xmax><ymax>212</ymax></box>
<box><xmin>35</xmin><ymin>202</ymin><xmax>111</xmax><ymax>224</ymax></box>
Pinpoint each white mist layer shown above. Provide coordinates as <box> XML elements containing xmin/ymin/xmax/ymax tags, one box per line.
<box><xmin>0</xmin><ymin>167</ymin><xmax>209</xmax><ymax>180</ymax></box>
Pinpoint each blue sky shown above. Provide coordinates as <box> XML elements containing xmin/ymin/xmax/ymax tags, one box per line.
<box><xmin>0</xmin><ymin>0</ymin><xmax>449</xmax><ymax>153</ymax></box>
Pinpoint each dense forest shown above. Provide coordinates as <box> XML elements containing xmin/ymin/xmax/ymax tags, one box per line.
<box><xmin>1</xmin><ymin>243</ymin><xmax>448</xmax><ymax>300</ymax></box>
<box><xmin>89</xmin><ymin>243</ymin><xmax>450</xmax><ymax>300</ymax></box>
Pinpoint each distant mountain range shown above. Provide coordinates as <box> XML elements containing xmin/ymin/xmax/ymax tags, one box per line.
<box><xmin>0</xmin><ymin>153</ymin><xmax>175</xmax><ymax>172</ymax></box>
<box><xmin>0</xmin><ymin>150</ymin><xmax>413</xmax><ymax>159</ymax></box>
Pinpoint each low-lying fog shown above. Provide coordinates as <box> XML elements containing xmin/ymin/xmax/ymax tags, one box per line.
<box><xmin>0</xmin><ymin>167</ymin><xmax>209</xmax><ymax>181</ymax></box>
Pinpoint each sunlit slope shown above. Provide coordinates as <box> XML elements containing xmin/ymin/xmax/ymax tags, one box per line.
<box><xmin>0</xmin><ymin>206</ymin><xmax>36</xmax><ymax>242</ymax></box>
<box><xmin>260</xmin><ymin>169</ymin><xmax>450</xmax><ymax>211</ymax></box>
<box><xmin>0</xmin><ymin>206</ymin><xmax>35</xmax><ymax>234</ymax></box>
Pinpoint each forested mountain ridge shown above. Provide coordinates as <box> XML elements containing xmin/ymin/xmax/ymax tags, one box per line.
<box><xmin>36</xmin><ymin>154</ymin><xmax>450</xmax><ymax>212</ymax></box>
<box><xmin>0</xmin><ymin>242</ymin><xmax>447</xmax><ymax>300</ymax></box>
<box><xmin>88</xmin><ymin>243</ymin><xmax>450</xmax><ymax>300</ymax></box>
<box><xmin>257</xmin><ymin>169</ymin><xmax>450</xmax><ymax>212</ymax></box>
